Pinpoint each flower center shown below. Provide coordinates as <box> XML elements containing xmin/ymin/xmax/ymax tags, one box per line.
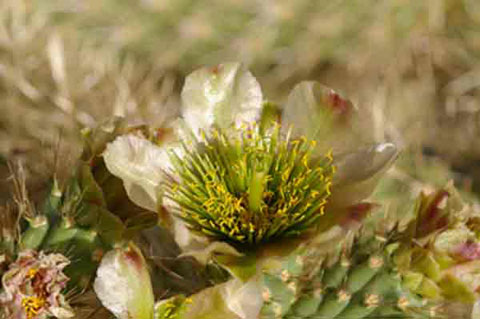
<box><xmin>27</xmin><ymin>268</ymin><xmax>38</xmax><ymax>279</ymax></box>
<box><xmin>22</xmin><ymin>296</ymin><xmax>46</xmax><ymax>319</ymax></box>
<box><xmin>167</xmin><ymin>125</ymin><xmax>335</xmax><ymax>247</ymax></box>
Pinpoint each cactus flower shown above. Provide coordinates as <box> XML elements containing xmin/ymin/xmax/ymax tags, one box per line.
<box><xmin>87</xmin><ymin>62</ymin><xmax>403</xmax><ymax>319</ymax></box>
<box><xmin>0</xmin><ymin>250</ymin><xmax>73</xmax><ymax>319</ymax></box>
<box><xmin>102</xmin><ymin>63</ymin><xmax>396</xmax><ymax>249</ymax></box>
<box><xmin>165</xmin><ymin>124</ymin><xmax>336</xmax><ymax>247</ymax></box>
<box><xmin>102</xmin><ymin>63</ymin><xmax>263</xmax><ymax>213</ymax></box>
<box><xmin>94</xmin><ymin>242</ymin><xmax>154</xmax><ymax>319</ymax></box>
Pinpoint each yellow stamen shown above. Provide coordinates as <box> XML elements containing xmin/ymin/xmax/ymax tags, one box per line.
<box><xmin>27</xmin><ymin>268</ymin><xmax>38</xmax><ymax>279</ymax></box>
<box><xmin>22</xmin><ymin>296</ymin><xmax>45</xmax><ymax>319</ymax></box>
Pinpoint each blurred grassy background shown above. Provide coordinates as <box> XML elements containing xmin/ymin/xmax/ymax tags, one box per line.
<box><xmin>1</xmin><ymin>0</ymin><xmax>480</xmax><ymax>202</ymax></box>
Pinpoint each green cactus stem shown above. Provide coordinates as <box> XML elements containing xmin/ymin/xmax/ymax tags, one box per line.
<box><xmin>19</xmin><ymin>215</ymin><xmax>49</xmax><ymax>250</ymax></box>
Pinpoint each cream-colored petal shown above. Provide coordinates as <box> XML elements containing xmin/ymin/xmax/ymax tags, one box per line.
<box><xmin>94</xmin><ymin>244</ymin><xmax>154</xmax><ymax>319</ymax></box>
<box><xmin>181</xmin><ymin>62</ymin><xmax>263</xmax><ymax>133</ymax></box>
<box><xmin>472</xmin><ymin>300</ymin><xmax>480</xmax><ymax>319</ymax></box>
<box><xmin>329</xmin><ymin>143</ymin><xmax>399</xmax><ymax>208</ymax></box>
<box><xmin>179</xmin><ymin>240</ymin><xmax>243</xmax><ymax>265</ymax></box>
<box><xmin>103</xmin><ymin>134</ymin><xmax>170</xmax><ymax>211</ymax></box>
<box><xmin>172</xmin><ymin>279</ymin><xmax>263</xmax><ymax>319</ymax></box>
<box><xmin>224</xmin><ymin>277</ymin><xmax>263</xmax><ymax>319</ymax></box>
<box><xmin>49</xmin><ymin>306</ymin><xmax>75</xmax><ymax>319</ymax></box>
<box><xmin>333</xmin><ymin>143</ymin><xmax>398</xmax><ymax>186</ymax></box>
<box><xmin>94</xmin><ymin>250</ymin><xmax>131</xmax><ymax>319</ymax></box>
<box><xmin>282</xmin><ymin>81</ymin><xmax>374</xmax><ymax>156</ymax></box>
<box><xmin>180</xmin><ymin>283</ymin><xmax>241</xmax><ymax>319</ymax></box>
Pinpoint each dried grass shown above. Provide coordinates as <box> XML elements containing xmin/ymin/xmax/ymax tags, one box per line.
<box><xmin>1</xmin><ymin>0</ymin><xmax>480</xmax><ymax>197</ymax></box>
<box><xmin>0</xmin><ymin>1</ymin><xmax>479</xmax><ymax>317</ymax></box>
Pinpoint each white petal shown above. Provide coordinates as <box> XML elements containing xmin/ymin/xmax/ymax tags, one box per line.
<box><xmin>49</xmin><ymin>306</ymin><xmax>75</xmax><ymax>319</ymax></box>
<box><xmin>103</xmin><ymin>134</ymin><xmax>170</xmax><ymax>211</ymax></box>
<box><xmin>179</xmin><ymin>239</ymin><xmax>243</xmax><ymax>265</ymax></box>
<box><xmin>333</xmin><ymin>143</ymin><xmax>399</xmax><ymax>186</ymax></box>
<box><xmin>94</xmin><ymin>249</ymin><xmax>130</xmax><ymax>319</ymax></box>
<box><xmin>171</xmin><ymin>283</ymin><xmax>241</xmax><ymax>319</ymax></box>
<box><xmin>94</xmin><ymin>245</ymin><xmax>154</xmax><ymax>319</ymax></box>
<box><xmin>472</xmin><ymin>300</ymin><xmax>480</xmax><ymax>319</ymax></box>
<box><xmin>181</xmin><ymin>62</ymin><xmax>263</xmax><ymax>133</ymax></box>
<box><xmin>328</xmin><ymin>143</ymin><xmax>399</xmax><ymax>208</ymax></box>
<box><xmin>282</xmin><ymin>81</ymin><xmax>374</xmax><ymax>155</ymax></box>
<box><xmin>224</xmin><ymin>277</ymin><xmax>263</xmax><ymax>319</ymax></box>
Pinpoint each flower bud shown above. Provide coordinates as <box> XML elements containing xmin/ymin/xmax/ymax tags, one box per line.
<box><xmin>94</xmin><ymin>243</ymin><xmax>154</xmax><ymax>319</ymax></box>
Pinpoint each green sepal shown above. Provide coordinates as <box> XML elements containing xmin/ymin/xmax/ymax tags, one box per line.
<box><xmin>259</xmin><ymin>101</ymin><xmax>281</xmax><ymax>134</ymax></box>
<box><xmin>155</xmin><ymin>295</ymin><xmax>191</xmax><ymax>319</ymax></box>
<box><xmin>438</xmin><ymin>273</ymin><xmax>476</xmax><ymax>303</ymax></box>
<box><xmin>433</xmin><ymin>252</ymin><xmax>455</xmax><ymax>269</ymax></box>
<box><xmin>78</xmin><ymin>162</ymin><xmax>107</xmax><ymax>207</ymax></box>
<box><xmin>402</xmin><ymin>271</ymin><xmax>424</xmax><ymax>292</ymax></box>
<box><xmin>413</xmin><ymin>189</ymin><xmax>450</xmax><ymax>237</ymax></box>
<box><xmin>416</xmin><ymin>276</ymin><xmax>442</xmax><ymax>300</ymax></box>
<box><xmin>65</xmin><ymin>228</ymin><xmax>99</xmax><ymax>253</ymax></box>
<box><xmin>168</xmin><ymin>282</ymin><xmax>237</xmax><ymax>319</ymax></box>
<box><xmin>394</xmin><ymin>245</ymin><xmax>412</xmax><ymax>270</ymax></box>
<box><xmin>214</xmin><ymin>253</ymin><xmax>257</xmax><ymax>282</ymax></box>
<box><xmin>412</xmin><ymin>252</ymin><xmax>442</xmax><ymax>282</ymax></box>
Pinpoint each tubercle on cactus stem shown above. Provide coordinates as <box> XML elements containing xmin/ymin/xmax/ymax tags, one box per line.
<box><xmin>397</xmin><ymin>296</ymin><xmax>410</xmax><ymax>310</ymax></box>
<box><xmin>364</xmin><ymin>294</ymin><xmax>380</xmax><ymax>308</ymax></box>
<box><xmin>337</xmin><ymin>290</ymin><xmax>351</xmax><ymax>302</ymax></box>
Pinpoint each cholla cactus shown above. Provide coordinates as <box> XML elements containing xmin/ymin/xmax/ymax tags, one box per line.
<box><xmin>0</xmin><ymin>120</ymin><xmax>163</xmax><ymax>318</ymax></box>
<box><xmin>0</xmin><ymin>250</ymin><xmax>73</xmax><ymax>319</ymax></box>
<box><xmin>257</xmin><ymin>232</ymin><xmax>440</xmax><ymax>319</ymax></box>
<box><xmin>129</xmin><ymin>63</ymin><xmax>479</xmax><ymax>319</ymax></box>
<box><xmin>94</xmin><ymin>62</ymin><xmax>401</xmax><ymax>319</ymax></box>
<box><xmin>5</xmin><ymin>61</ymin><xmax>480</xmax><ymax>319</ymax></box>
